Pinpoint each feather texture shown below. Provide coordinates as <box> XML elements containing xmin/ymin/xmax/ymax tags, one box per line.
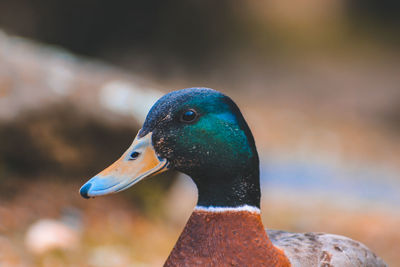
<box><xmin>268</xmin><ymin>230</ymin><xmax>386</xmax><ymax>267</ymax></box>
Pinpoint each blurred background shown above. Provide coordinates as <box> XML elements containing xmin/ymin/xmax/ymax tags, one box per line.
<box><xmin>0</xmin><ymin>0</ymin><xmax>399</xmax><ymax>266</ymax></box>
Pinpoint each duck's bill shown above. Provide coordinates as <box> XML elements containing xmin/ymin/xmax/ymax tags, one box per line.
<box><xmin>79</xmin><ymin>132</ymin><xmax>169</xmax><ymax>199</ymax></box>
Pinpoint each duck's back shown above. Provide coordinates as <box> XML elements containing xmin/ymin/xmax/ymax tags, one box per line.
<box><xmin>268</xmin><ymin>230</ymin><xmax>386</xmax><ymax>267</ymax></box>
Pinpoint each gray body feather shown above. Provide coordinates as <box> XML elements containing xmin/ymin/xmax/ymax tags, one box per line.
<box><xmin>267</xmin><ymin>230</ymin><xmax>386</xmax><ymax>267</ymax></box>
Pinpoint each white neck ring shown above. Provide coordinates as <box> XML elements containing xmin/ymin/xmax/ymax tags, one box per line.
<box><xmin>194</xmin><ymin>204</ymin><xmax>260</xmax><ymax>213</ymax></box>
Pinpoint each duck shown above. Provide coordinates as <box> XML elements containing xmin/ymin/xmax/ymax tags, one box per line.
<box><xmin>80</xmin><ymin>87</ymin><xmax>386</xmax><ymax>266</ymax></box>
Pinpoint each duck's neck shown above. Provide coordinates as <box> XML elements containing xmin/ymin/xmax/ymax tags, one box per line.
<box><xmin>194</xmin><ymin>167</ymin><xmax>261</xmax><ymax>208</ymax></box>
<box><xmin>164</xmin><ymin>209</ymin><xmax>290</xmax><ymax>266</ymax></box>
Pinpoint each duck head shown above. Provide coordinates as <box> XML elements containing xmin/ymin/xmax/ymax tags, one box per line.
<box><xmin>80</xmin><ymin>88</ymin><xmax>260</xmax><ymax>208</ymax></box>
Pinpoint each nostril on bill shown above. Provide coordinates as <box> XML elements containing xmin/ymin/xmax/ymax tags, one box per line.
<box><xmin>129</xmin><ymin>151</ymin><xmax>140</xmax><ymax>160</ymax></box>
<box><xmin>80</xmin><ymin>183</ymin><xmax>92</xmax><ymax>199</ymax></box>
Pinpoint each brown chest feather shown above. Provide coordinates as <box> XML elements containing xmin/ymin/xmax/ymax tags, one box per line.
<box><xmin>164</xmin><ymin>211</ymin><xmax>291</xmax><ymax>267</ymax></box>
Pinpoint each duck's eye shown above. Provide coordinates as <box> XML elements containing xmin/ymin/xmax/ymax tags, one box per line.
<box><xmin>129</xmin><ymin>151</ymin><xmax>140</xmax><ymax>160</ymax></box>
<box><xmin>180</xmin><ymin>109</ymin><xmax>198</xmax><ymax>123</ymax></box>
